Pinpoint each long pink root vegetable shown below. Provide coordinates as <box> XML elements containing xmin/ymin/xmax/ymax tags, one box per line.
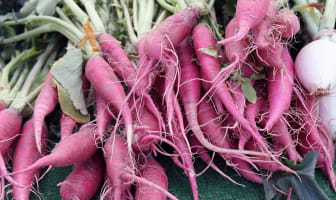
<box><xmin>33</xmin><ymin>72</ymin><xmax>58</xmax><ymax>153</ymax></box>
<box><xmin>97</xmin><ymin>33</ymin><xmax>164</xmax><ymax>134</ymax></box>
<box><xmin>95</xmin><ymin>93</ymin><xmax>114</xmax><ymax>141</ymax></box>
<box><xmin>59</xmin><ymin>113</ymin><xmax>77</xmax><ymax>140</ymax></box>
<box><xmin>218</xmin><ymin>0</ymin><xmax>270</xmax><ymax>45</ymax></box>
<box><xmin>85</xmin><ymin>55</ymin><xmax>133</xmax><ymax>152</ymax></box>
<box><xmin>192</xmin><ymin>24</ymin><xmax>271</xmax><ymax>158</ymax></box>
<box><xmin>12</xmin><ymin>119</ymin><xmax>48</xmax><ymax>200</ymax></box>
<box><xmin>8</xmin><ymin>125</ymin><xmax>97</xmax><ymax>176</ymax></box>
<box><xmin>58</xmin><ymin>153</ymin><xmax>105</xmax><ymax>200</ymax></box>
<box><xmin>0</xmin><ymin>108</ymin><xmax>23</xmax><ymax>186</ymax></box>
<box><xmin>104</xmin><ymin>134</ymin><xmax>177</xmax><ymax>200</ymax></box>
<box><xmin>264</xmin><ymin>47</ymin><xmax>294</xmax><ymax>131</ymax></box>
<box><xmin>135</xmin><ymin>156</ymin><xmax>168</xmax><ymax>200</ymax></box>
<box><xmin>129</xmin><ymin>7</ymin><xmax>200</xmax><ymax>139</ymax></box>
<box><xmin>178</xmin><ymin>38</ymin><xmax>258</xmax><ymax>157</ymax></box>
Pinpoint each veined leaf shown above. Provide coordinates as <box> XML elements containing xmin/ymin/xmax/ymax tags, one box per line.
<box><xmin>50</xmin><ymin>48</ymin><xmax>88</xmax><ymax>116</ymax></box>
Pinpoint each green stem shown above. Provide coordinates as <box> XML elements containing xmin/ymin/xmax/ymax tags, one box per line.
<box><xmin>139</xmin><ymin>0</ymin><xmax>155</xmax><ymax>39</ymax></box>
<box><xmin>8</xmin><ymin>69</ymin><xmax>21</xmax><ymax>89</ymax></box>
<box><xmin>133</xmin><ymin>0</ymin><xmax>138</xmax><ymax>32</ymax></box>
<box><xmin>79</xmin><ymin>0</ymin><xmax>106</xmax><ymax>32</ymax></box>
<box><xmin>21</xmin><ymin>42</ymin><xmax>56</xmax><ymax>96</ymax></box>
<box><xmin>10</xmin><ymin>83</ymin><xmax>43</xmax><ymax>113</ymax></box>
<box><xmin>1</xmin><ymin>49</ymin><xmax>39</xmax><ymax>91</ymax></box>
<box><xmin>121</xmin><ymin>0</ymin><xmax>138</xmax><ymax>45</ymax></box>
<box><xmin>4</xmin><ymin>16</ymin><xmax>84</xmax><ymax>42</ymax></box>
<box><xmin>56</xmin><ymin>7</ymin><xmax>73</xmax><ymax>25</ymax></box>
<box><xmin>62</xmin><ymin>0</ymin><xmax>89</xmax><ymax>25</ymax></box>
<box><xmin>320</xmin><ymin>0</ymin><xmax>336</xmax><ymax>30</ymax></box>
<box><xmin>138</xmin><ymin>0</ymin><xmax>147</xmax><ymax>32</ymax></box>
<box><xmin>5</xmin><ymin>68</ymin><xmax>29</xmax><ymax>106</ymax></box>
<box><xmin>293</xmin><ymin>0</ymin><xmax>319</xmax><ymax>37</ymax></box>
<box><xmin>155</xmin><ymin>0</ymin><xmax>176</xmax><ymax>13</ymax></box>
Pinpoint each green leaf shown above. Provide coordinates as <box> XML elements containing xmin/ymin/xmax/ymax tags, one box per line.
<box><xmin>52</xmin><ymin>79</ymin><xmax>89</xmax><ymax>123</ymax></box>
<box><xmin>263</xmin><ymin>152</ymin><xmax>330</xmax><ymax>200</ymax></box>
<box><xmin>50</xmin><ymin>48</ymin><xmax>88</xmax><ymax>116</ymax></box>
<box><xmin>241</xmin><ymin>79</ymin><xmax>257</xmax><ymax>104</ymax></box>
<box><xmin>198</xmin><ymin>46</ymin><xmax>218</xmax><ymax>58</ymax></box>
<box><xmin>36</xmin><ymin>0</ymin><xmax>57</xmax><ymax>16</ymax></box>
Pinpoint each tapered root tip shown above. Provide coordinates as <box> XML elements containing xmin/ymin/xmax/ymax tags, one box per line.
<box><xmin>217</xmin><ymin>28</ymin><xmax>248</xmax><ymax>45</ymax></box>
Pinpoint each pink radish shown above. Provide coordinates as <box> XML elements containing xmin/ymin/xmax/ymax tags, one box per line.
<box><xmin>12</xmin><ymin>119</ymin><xmax>48</xmax><ymax>200</ymax></box>
<box><xmin>58</xmin><ymin>153</ymin><xmax>105</xmax><ymax>200</ymax></box>
<box><xmin>0</xmin><ymin>108</ymin><xmax>23</xmax><ymax>186</ymax></box>
<box><xmin>274</xmin><ymin>10</ymin><xmax>300</xmax><ymax>39</ymax></box>
<box><xmin>192</xmin><ymin>24</ymin><xmax>272</xmax><ymax>159</ymax></box>
<box><xmin>264</xmin><ymin>47</ymin><xmax>294</xmax><ymax>130</ymax></box>
<box><xmin>33</xmin><ymin>72</ymin><xmax>58</xmax><ymax>153</ymax></box>
<box><xmin>9</xmin><ymin>125</ymin><xmax>97</xmax><ymax>176</ymax></box>
<box><xmin>95</xmin><ymin>93</ymin><xmax>115</xmax><ymax>141</ymax></box>
<box><xmin>104</xmin><ymin>134</ymin><xmax>177</xmax><ymax>200</ymax></box>
<box><xmin>135</xmin><ymin>156</ymin><xmax>168</xmax><ymax>200</ymax></box>
<box><xmin>85</xmin><ymin>55</ymin><xmax>133</xmax><ymax>151</ymax></box>
<box><xmin>59</xmin><ymin>113</ymin><xmax>77</xmax><ymax>140</ymax></box>
<box><xmin>218</xmin><ymin>0</ymin><xmax>270</xmax><ymax>45</ymax></box>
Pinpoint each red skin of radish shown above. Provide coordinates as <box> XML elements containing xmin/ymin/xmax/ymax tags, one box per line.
<box><xmin>11</xmin><ymin>125</ymin><xmax>97</xmax><ymax>176</ymax></box>
<box><xmin>295</xmin><ymin>95</ymin><xmax>336</xmax><ymax>191</ymax></box>
<box><xmin>85</xmin><ymin>55</ymin><xmax>133</xmax><ymax>151</ymax></box>
<box><xmin>256</xmin><ymin>40</ymin><xmax>283</xmax><ymax>69</ymax></box>
<box><xmin>103</xmin><ymin>134</ymin><xmax>134</xmax><ymax>200</ymax></box>
<box><xmin>0</xmin><ymin>101</ymin><xmax>5</xmax><ymax>111</ymax></box>
<box><xmin>264</xmin><ymin>47</ymin><xmax>294</xmax><ymax>130</ymax></box>
<box><xmin>95</xmin><ymin>93</ymin><xmax>114</xmax><ymax>141</ymax></box>
<box><xmin>59</xmin><ymin>113</ymin><xmax>76</xmax><ymax>140</ymax></box>
<box><xmin>238</xmin><ymin>96</ymin><xmax>265</xmax><ymax>150</ymax></box>
<box><xmin>0</xmin><ymin>108</ymin><xmax>22</xmax><ymax>186</ymax></box>
<box><xmin>59</xmin><ymin>153</ymin><xmax>105</xmax><ymax>200</ymax></box>
<box><xmin>33</xmin><ymin>72</ymin><xmax>58</xmax><ymax>153</ymax></box>
<box><xmin>274</xmin><ymin>10</ymin><xmax>300</xmax><ymax>39</ymax></box>
<box><xmin>98</xmin><ymin>33</ymin><xmax>164</xmax><ymax>137</ymax></box>
<box><xmin>97</xmin><ymin>33</ymin><xmax>136</xmax><ymax>88</ymax></box>
<box><xmin>193</xmin><ymin>24</ymin><xmax>270</xmax><ymax>155</ymax></box>
<box><xmin>267</xmin><ymin>118</ymin><xmax>302</xmax><ymax>162</ymax></box>
<box><xmin>135</xmin><ymin>156</ymin><xmax>168</xmax><ymax>200</ymax></box>
<box><xmin>132</xmin><ymin>102</ymin><xmax>160</xmax><ymax>152</ymax></box>
<box><xmin>252</xmin><ymin>0</ymin><xmax>278</xmax><ymax>48</ymax></box>
<box><xmin>178</xmin><ymin>38</ymin><xmax>242</xmax><ymax>156</ymax></box>
<box><xmin>140</xmin><ymin>7</ymin><xmax>200</xmax><ymax>61</ymax></box>
<box><xmin>12</xmin><ymin>120</ymin><xmax>48</xmax><ymax>200</ymax></box>
<box><xmin>218</xmin><ymin>0</ymin><xmax>270</xmax><ymax>45</ymax></box>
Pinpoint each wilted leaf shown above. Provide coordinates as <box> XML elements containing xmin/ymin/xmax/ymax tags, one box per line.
<box><xmin>51</xmin><ymin>48</ymin><xmax>88</xmax><ymax>116</ymax></box>
<box><xmin>241</xmin><ymin>79</ymin><xmax>257</xmax><ymax>103</ymax></box>
<box><xmin>198</xmin><ymin>46</ymin><xmax>218</xmax><ymax>58</ymax></box>
<box><xmin>52</xmin><ymin>79</ymin><xmax>89</xmax><ymax>123</ymax></box>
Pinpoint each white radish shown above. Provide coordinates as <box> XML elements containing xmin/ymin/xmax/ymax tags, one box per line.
<box><xmin>295</xmin><ymin>39</ymin><xmax>336</xmax><ymax>95</ymax></box>
<box><xmin>319</xmin><ymin>92</ymin><xmax>336</xmax><ymax>140</ymax></box>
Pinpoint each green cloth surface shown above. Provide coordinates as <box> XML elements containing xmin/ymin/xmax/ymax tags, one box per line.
<box><xmin>27</xmin><ymin>151</ymin><xmax>336</xmax><ymax>200</ymax></box>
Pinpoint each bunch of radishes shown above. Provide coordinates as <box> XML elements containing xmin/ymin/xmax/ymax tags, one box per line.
<box><xmin>0</xmin><ymin>0</ymin><xmax>336</xmax><ymax>199</ymax></box>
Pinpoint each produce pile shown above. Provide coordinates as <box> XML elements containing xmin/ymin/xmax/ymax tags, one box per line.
<box><xmin>0</xmin><ymin>0</ymin><xmax>336</xmax><ymax>199</ymax></box>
